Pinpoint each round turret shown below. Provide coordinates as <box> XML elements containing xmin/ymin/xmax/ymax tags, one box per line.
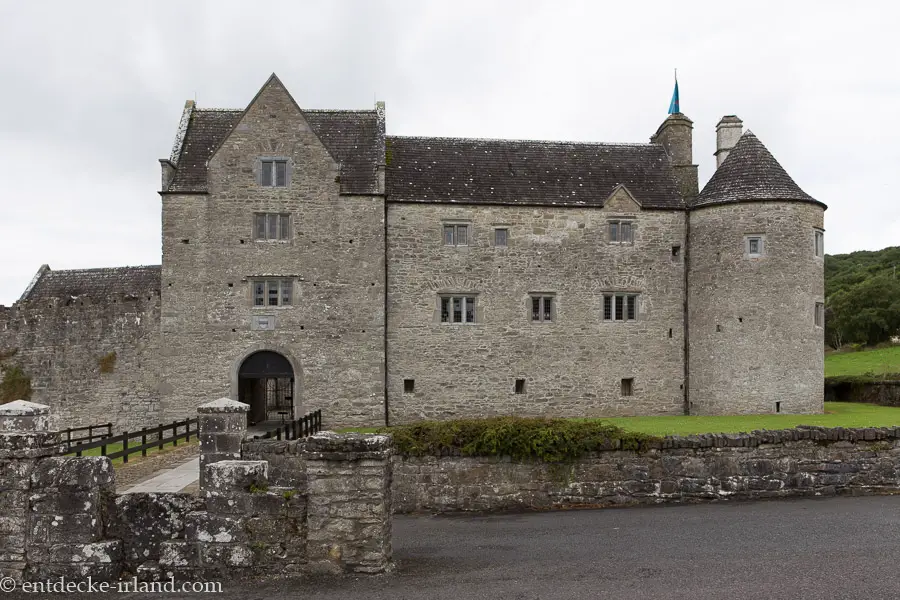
<box><xmin>687</xmin><ymin>128</ymin><xmax>826</xmax><ymax>415</ymax></box>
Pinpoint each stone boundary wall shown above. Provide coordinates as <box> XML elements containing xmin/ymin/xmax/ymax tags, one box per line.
<box><xmin>0</xmin><ymin>399</ymin><xmax>392</xmax><ymax>584</ymax></box>
<box><xmin>392</xmin><ymin>426</ymin><xmax>900</xmax><ymax>513</ymax></box>
<box><xmin>825</xmin><ymin>380</ymin><xmax>900</xmax><ymax>407</ymax></box>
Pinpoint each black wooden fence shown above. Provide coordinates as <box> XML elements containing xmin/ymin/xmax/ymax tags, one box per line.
<box><xmin>65</xmin><ymin>418</ymin><xmax>199</xmax><ymax>463</ymax></box>
<box><xmin>254</xmin><ymin>409</ymin><xmax>322</xmax><ymax>441</ymax></box>
<box><xmin>59</xmin><ymin>422</ymin><xmax>113</xmax><ymax>448</ymax></box>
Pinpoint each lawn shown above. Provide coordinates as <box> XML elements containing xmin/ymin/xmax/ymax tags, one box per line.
<box><xmin>825</xmin><ymin>345</ymin><xmax>900</xmax><ymax>378</ymax></box>
<box><xmin>339</xmin><ymin>402</ymin><xmax>900</xmax><ymax>438</ymax></box>
<box><xmin>71</xmin><ymin>438</ymin><xmax>198</xmax><ymax>465</ymax></box>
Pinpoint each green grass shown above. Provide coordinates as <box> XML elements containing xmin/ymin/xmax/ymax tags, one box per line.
<box><xmin>71</xmin><ymin>438</ymin><xmax>197</xmax><ymax>465</ymax></box>
<box><xmin>599</xmin><ymin>402</ymin><xmax>900</xmax><ymax>436</ymax></box>
<box><xmin>825</xmin><ymin>345</ymin><xmax>900</xmax><ymax>378</ymax></box>
<box><xmin>339</xmin><ymin>402</ymin><xmax>900</xmax><ymax>439</ymax></box>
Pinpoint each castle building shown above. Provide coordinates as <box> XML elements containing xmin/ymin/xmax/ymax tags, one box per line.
<box><xmin>0</xmin><ymin>75</ymin><xmax>826</xmax><ymax>431</ymax></box>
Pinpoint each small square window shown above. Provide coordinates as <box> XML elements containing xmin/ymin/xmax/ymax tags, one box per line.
<box><xmin>746</xmin><ymin>235</ymin><xmax>764</xmax><ymax>257</ymax></box>
<box><xmin>530</xmin><ymin>295</ymin><xmax>554</xmax><ymax>322</ymax></box>
<box><xmin>254</xmin><ymin>213</ymin><xmax>291</xmax><ymax>241</ymax></box>
<box><xmin>514</xmin><ymin>379</ymin><xmax>526</xmax><ymax>394</ymax></box>
<box><xmin>602</xmin><ymin>294</ymin><xmax>638</xmax><ymax>322</ymax></box>
<box><xmin>621</xmin><ymin>378</ymin><xmax>634</xmax><ymax>397</ymax></box>
<box><xmin>494</xmin><ymin>228</ymin><xmax>508</xmax><ymax>247</ymax></box>
<box><xmin>440</xmin><ymin>295</ymin><xmax>476</xmax><ymax>323</ymax></box>
<box><xmin>404</xmin><ymin>379</ymin><xmax>415</xmax><ymax>393</ymax></box>
<box><xmin>251</xmin><ymin>279</ymin><xmax>293</xmax><ymax>308</ymax></box>
<box><xmin>609</xmin><ymin>221</ymin><xmax>635</xmax><ymax>244</ymax></box>
<box><xmin>443</xmin><ymin>224</ymin><xmax>470</xmax><ymax>246</ymax></box>
<box><xmin>260</xmin><ymin>159</ymin><xmax>288</xmax><ymax>187</ymax></box>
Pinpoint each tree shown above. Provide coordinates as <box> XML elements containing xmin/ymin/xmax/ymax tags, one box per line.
<box><xmin>826</xmin><ymin>274</ymin><xmax>900</xmax><ymax>347</ymax></box>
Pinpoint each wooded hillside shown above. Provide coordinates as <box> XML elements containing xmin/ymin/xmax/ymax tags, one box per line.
<box><xmin>825</xmin><ymin>246</ymin><xmax>900</xmax><ymax>348</ymax></box>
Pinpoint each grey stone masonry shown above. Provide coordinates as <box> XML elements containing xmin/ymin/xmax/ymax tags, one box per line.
<box><xmin>392</xmin><ymin>426</ymin><xmax>900</xmax><ymax>513</ymax></box>
<box><xmin>300</xmin><ymin>432</ymin><xmax>393</xmax><ymax>574</ymax></box>
<box><xmin>0</xmin><ymin>400</ymin><xmax>120</xmax><ymax>583</ymax></box>
<box><xmin>198</xmin><ymin>398</ymin><xmax>248</xmax><ymax>489</ymax></box>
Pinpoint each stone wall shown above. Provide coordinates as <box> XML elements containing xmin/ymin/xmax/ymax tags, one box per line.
<box><xmin>160</xmin><ymin>76</ymin><xmax>385</xmax><ymax>428</ymax></box>
<box><xmin>392</xmin><ymin>426</ymin><xmax>900</xmax><ymax>513</ymax></box>
<box><xmin>0</xmin><ymin>295</ymin><xmax>161</xmax><ymax>432</ymax></box>
<box><xmin>825</xmin><ymin>380</ymin><xmax>900</xmax><ymax>406</ymax></box>
<box><xmin>386</xmin><ymin>193</ymin><xmax>687</xmax><ymax>423</ymax></box>
<box><xmin>688</xmin><ymin>201</ymin><xmax>825</xmax><ymax>414</ymax></box>
<box><xmin>0</xmin><ymin>399</ymin><xmax>393</xmax><ymax>584</ymax></box>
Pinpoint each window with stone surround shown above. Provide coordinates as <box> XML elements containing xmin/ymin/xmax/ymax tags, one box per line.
<box><xmin>530</xmin><ymin>294</ymin><xmax>554</xmax><ymax>322</ymax></box>
<box><xmin>439</xmin><ymin>295</ymin><xmax>476</xmax><ymax>323</ymax></box>
<box><xmin>621</xmin><ymin>378</ymin><xmax>634</xmax><ymax>396</ymax></box>
<box><xmin>745</xmin><ymin>234</ymin><xmax>765</xmax><ymax>257</ymax></box>
<box><xmin>603</xmin><ymin>293</ymin><xmax>638</xmax><ymax>321</ymax></box>
<box><xmin>252</xmin><ymin>279</ymin><xmax>293</xmax><ymax>307</ymax></box>
<box><xmin>443</xmin><ymin>224</ymin><xmax>469</xmax><ymax>246</ymax></box>
<box><xmin>254</xmin><ymin>213</ymin><xmax>291</xmax><ymax>241</ymax></box>
<box><xmin>494</xmin><ymin>228</ymin><xmax>508</xmax><ymax>247</ymax></box>
<box><xmin>815</xmin><ymin>302</ymin><xmax>824</xmax><ymax>327</ymax></box>
<box><xmin>260</xmin><ymin>159</ymin><xmax>288</xmax><ymax>187</ymax></box>
<box><xmin>608</xmin><ymin>220</ymin><xmax>634</xmax><ymax>244</ymax></box>
<box><xmin>814</xmin><ymin>229</ymin><xmax>824</xmax><ymax>258</ymax></box>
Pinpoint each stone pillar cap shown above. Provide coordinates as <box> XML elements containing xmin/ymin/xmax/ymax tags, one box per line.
<box><xmin>198</xmin><ymin>398</ymin><xmax>250</xmax><ymax>413</ymax></box>
<box><xmin>0</xmin><ymin>400</ymin><xmax>50</xmax><ymax>416</ymax></box>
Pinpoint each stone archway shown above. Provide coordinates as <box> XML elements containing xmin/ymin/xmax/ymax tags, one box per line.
<box><xmin>236</xmin><ymin>350</ymin><xmax>296</xmax><ymax>426</ymax></box>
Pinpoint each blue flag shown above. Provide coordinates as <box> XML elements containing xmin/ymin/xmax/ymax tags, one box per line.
<box><xmin>668</xmin><ymin>80</ymin><xmax>680</xmax><ymax>114</ymax></box>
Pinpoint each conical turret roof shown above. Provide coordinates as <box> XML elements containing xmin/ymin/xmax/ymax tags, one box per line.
<box><xmin>695</xmin><ymin>131</ymin><xmax>823</xmax><ymax>208</ymax></box>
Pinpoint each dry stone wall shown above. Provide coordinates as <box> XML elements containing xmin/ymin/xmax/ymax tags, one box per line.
<box><xmin>0</xmin><ymin>399</ymin><xmax>393</xmax><ymax>584</ymax></box>
<box><xmin>392</xmin><ymin>426</ymin><xmax>900</xmax><ymax>513</ymax></box>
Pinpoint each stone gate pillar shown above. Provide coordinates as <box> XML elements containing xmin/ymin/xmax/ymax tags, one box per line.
<box><xmin>301</xmin><ymin>432</ymin><xmax>393</xmax><ymax>574</ymax></box>
<box><xmin>0</xmin><ymin>400</ymin><xmax>60</xmax><ymax>582</ymax></box>
<box><xmin>197</xmin><ymin>398</ymin><xmax>248</xmax><ymax>489</ymax></box>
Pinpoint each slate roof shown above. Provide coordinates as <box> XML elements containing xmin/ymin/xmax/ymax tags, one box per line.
<box><xmin>166</xmin><ymin>108</ymin><xmax>383</xmax><ymax>195</ymax></box>
<box><xmin>384</xmin><ymin>136</ymin><xmax>684</xmax><ymax>209</ymax></box>
<box><xmin>22</xmin><ymin>266</ymin><xmax>162</xmax><ymax>302</ymax></box>
<box><xmin>695</xmin><ymin>131</ymin><xmax>822</xmax><ymax>208</ymax></box>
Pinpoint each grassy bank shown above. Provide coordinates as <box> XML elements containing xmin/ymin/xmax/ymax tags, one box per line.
<box><xmin>825</xmin><ymin>345</ymin><xmax>900</xmax><ymax>379</ymax></box>
<box><xmin>340</xmin><ymin>402</ymin><xmax>900</xmax><ymax>439</ymax></box>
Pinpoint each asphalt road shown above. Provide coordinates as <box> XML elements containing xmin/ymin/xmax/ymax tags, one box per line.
<box><xmin>21</xmin><ymin>496</ymin><xmax>900</xmax><ymax>599</ymax></box>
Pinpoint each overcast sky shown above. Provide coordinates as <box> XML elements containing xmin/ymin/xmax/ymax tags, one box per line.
<box><xmin>0</xmin><ymin>1</ymin><xmax>897</xmax><ymax>305</ymax></box>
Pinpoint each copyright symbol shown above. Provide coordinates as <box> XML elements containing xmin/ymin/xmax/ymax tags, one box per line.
<box><xmin>0</xmin><ymin>577</ymin><xmax>15</xmax><ymax>592</ymax></box>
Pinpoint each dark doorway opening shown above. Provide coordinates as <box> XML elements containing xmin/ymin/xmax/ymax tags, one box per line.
<box><xmin>238</xmin><ymin>351</ymin><xmax>295</xmax><ymax>426</ymax></box>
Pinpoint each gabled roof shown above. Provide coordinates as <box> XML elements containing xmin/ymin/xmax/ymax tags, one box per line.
<box><xmin>20</xmin><ymin>266</ymin><xmax>161</xmax><ymax>302</ymax></box>
<box><xmin>695</xmin><ymin>131</ymin><xmax>823</xmax><ymax>208</ymax></box>
<box><xmin>385</xmin><ymin>136</ymin><xmax>684</xmax><ymax>209</ymax></box>
<box><xmin>165</xmin><ymin>86</ymin><xmax>383</xmax><ymax>195</ymax></box>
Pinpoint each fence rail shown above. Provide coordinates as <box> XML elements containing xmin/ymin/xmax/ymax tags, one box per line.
<box><xmin>254</xmin><ymin>409</ymin><xmax>322</xmax><ymax>441</ymax></box>
<box><xmin>65</xmin><ymin>418</ymin><xmax>199</xmax><ymax>463</ymax></box>
<box><xmin>59</xmin><ymin>423</ymin><xmax>113</xmax><ymax>450</ymax></box>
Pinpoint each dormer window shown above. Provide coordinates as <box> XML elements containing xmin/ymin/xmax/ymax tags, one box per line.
<box><xmin>609</xmin><ymin>221</ymin><xmax>634</xmax><ymax>244</ymax></box>
<box><xmin>260</xmin><ymin>159</ymin><xmax>288</xmax><ymax>187</ymax></box>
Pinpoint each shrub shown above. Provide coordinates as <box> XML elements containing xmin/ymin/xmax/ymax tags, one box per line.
<box><xmin>380</xmin><ymin>416</ymin><xmax>657</xmax><ymax>462</ymax></box>
<box><xmin>98</xmin><ymin>351</ymin><xmax>117</xmax><ymax>374</ymax></box>
<box><xmin>0</xmin><ymin>365</ymin><xmax>32</xmax><ymax>404</ymax></box>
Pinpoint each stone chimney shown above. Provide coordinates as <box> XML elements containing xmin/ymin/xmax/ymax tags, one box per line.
<box><xmin>715</xmin><ymin>116</ymin><xmax>743</xmax><ymax>168</ymax></box>
<box><xmin>651</xmin><ymin>113</ymin><xmax>699</xmax><ymax>201</ymax></box>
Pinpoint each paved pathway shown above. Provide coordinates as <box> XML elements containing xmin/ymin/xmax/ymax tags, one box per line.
<box><xmin>120</xmin><ymin>457</ymin><xmax>199</xmax><ymax>494</ymax></box>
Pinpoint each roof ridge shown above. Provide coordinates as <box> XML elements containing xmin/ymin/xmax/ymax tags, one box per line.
<box><xmin>303</xmin><ymin>108</ymin><xmax>378</xmax><ymax>114</ymax></box>
<box><xmin>387</xmin><ymin>135</ymin><xmax>656</xmax><ymax>148</ymax></box>
<box><xmin>193</xmin><ymin>108</ymin><xmax>243</xmax><ymax>113</ymax></box>
<box><xmin>47</xmin><ymin>265</ymin><xmax>162</xmax><ymax>274</ymax></box>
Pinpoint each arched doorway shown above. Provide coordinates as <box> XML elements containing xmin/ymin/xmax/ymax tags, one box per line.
<box><xmin>238</xmin><ymin>351</ymin><xmax>295</xmax><ymax>426</ymax></box>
